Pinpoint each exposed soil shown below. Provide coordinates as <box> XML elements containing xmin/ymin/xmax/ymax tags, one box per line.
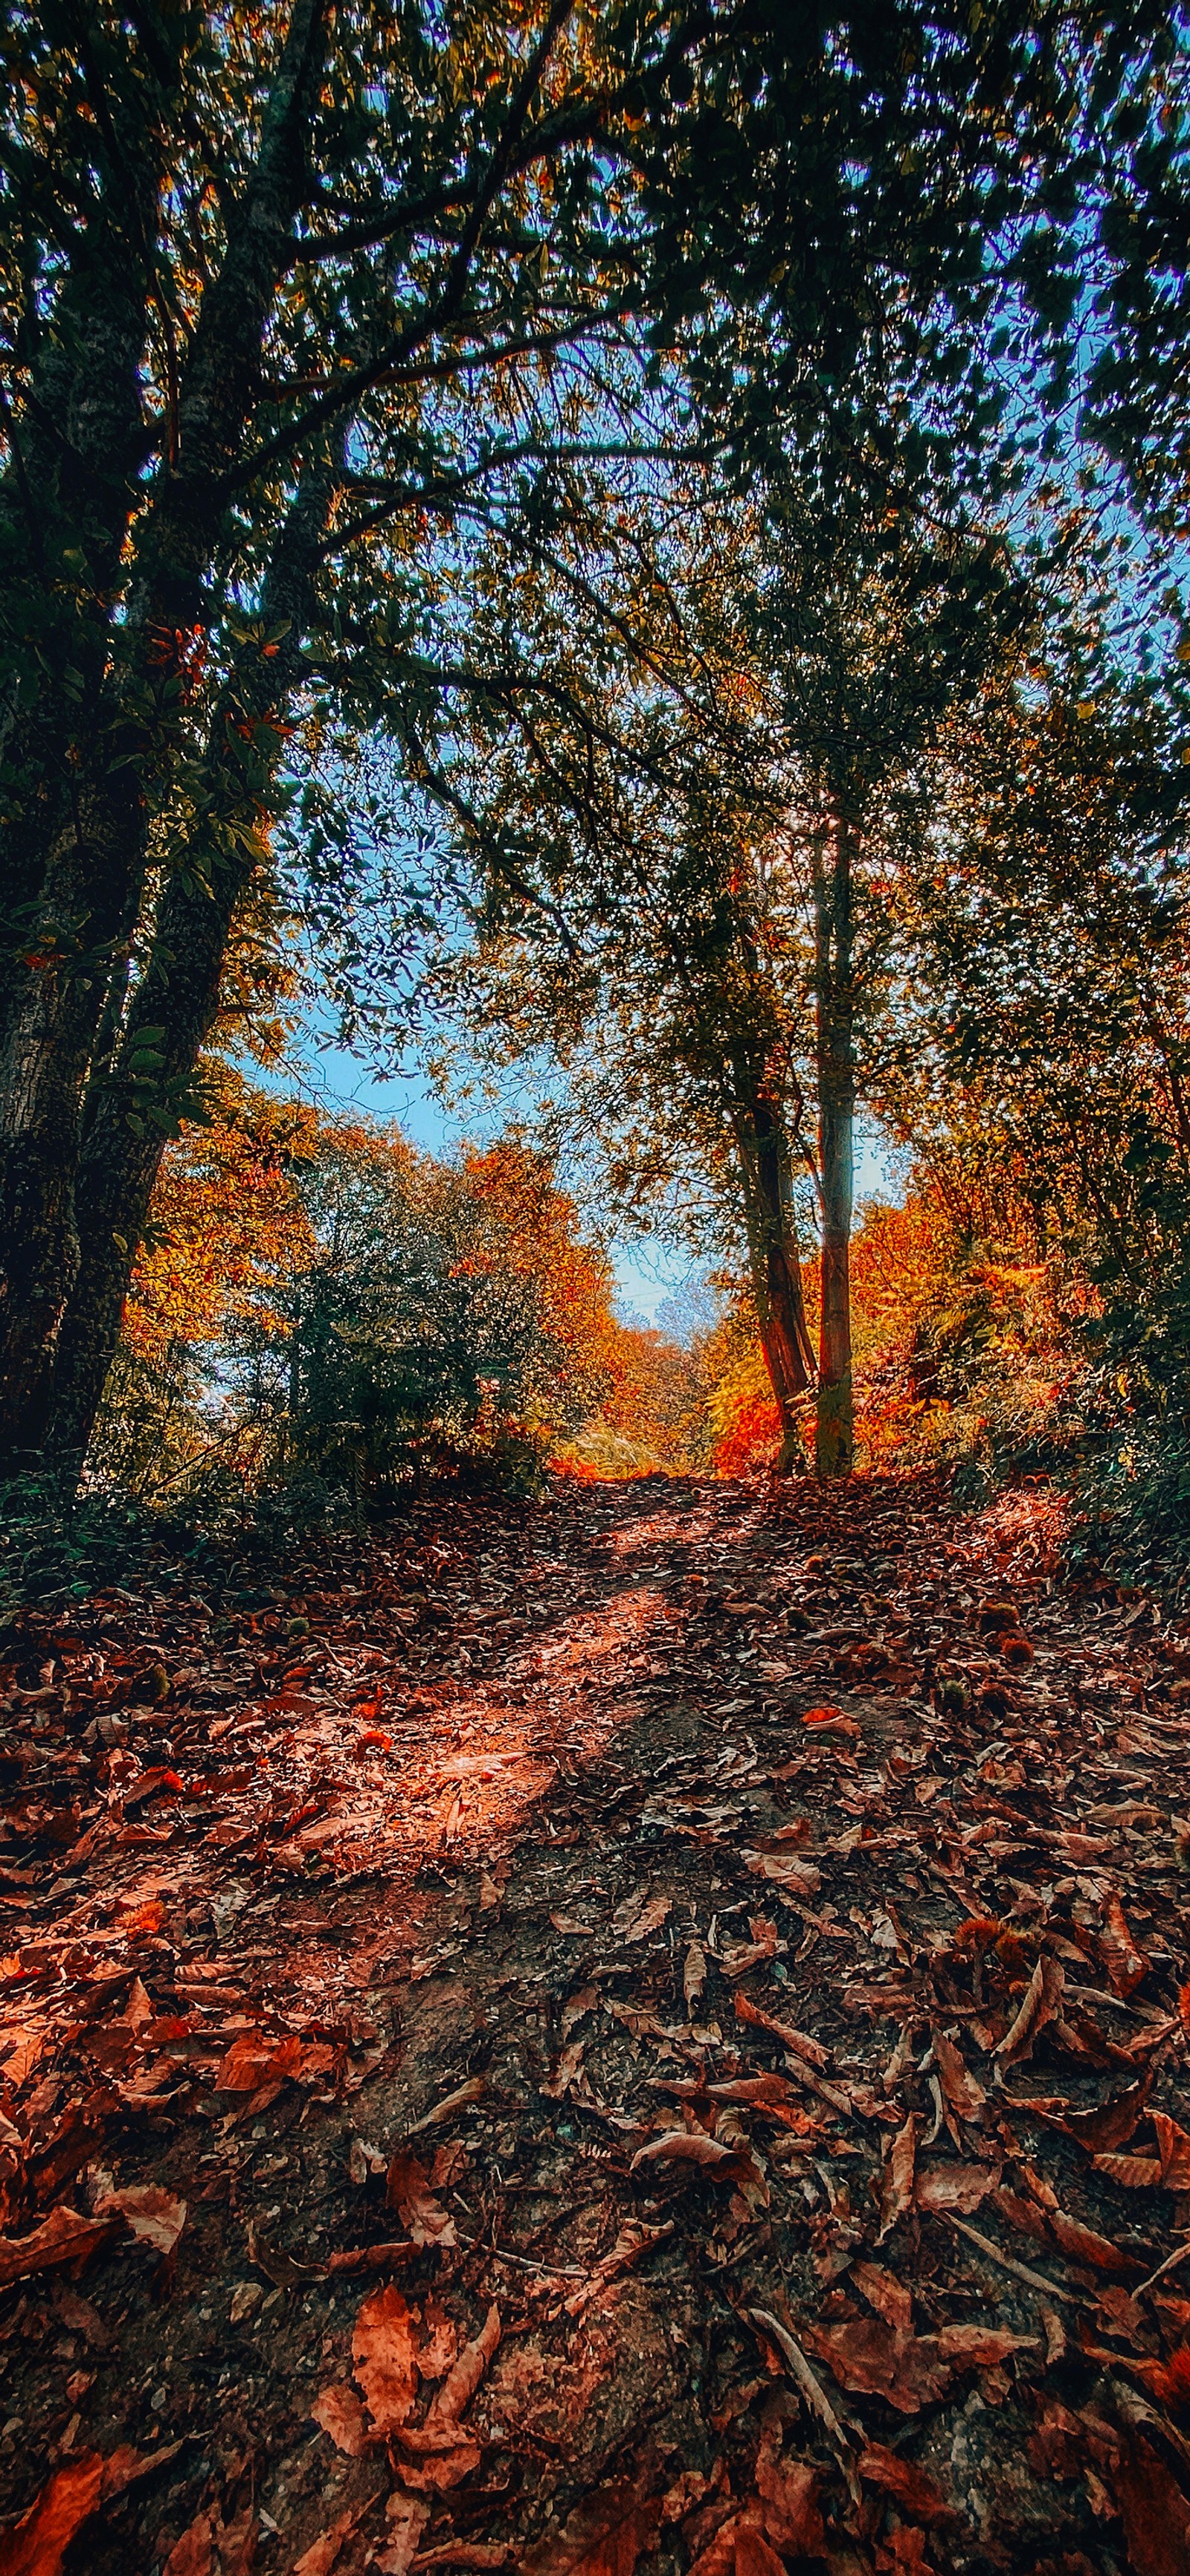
<box><xmin>1</xmin><ymin>1468</ymin><xmax>1189</xmax><ymax>2576</ymax></box>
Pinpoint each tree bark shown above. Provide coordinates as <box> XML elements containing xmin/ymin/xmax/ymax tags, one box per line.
<box><xmin>0</xmin><ymin>4</ymin><xmax>330</xmax><ymax>1472</ymax></box>
<box><xmin>44</xmin><ymin>457</ymin><xmax>337</xmax><ymax>1473</ymax></box>
<box><xmin>735</xmin><ymin>1091</ymin><xmax>815</xmax><ymax>1470</ymax></box>
<box><xmin>813</xmin><ymin>815</ymin><xmax>855</xmax><ymax>1476</ymax></box>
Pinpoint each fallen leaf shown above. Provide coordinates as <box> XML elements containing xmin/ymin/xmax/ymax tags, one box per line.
<box><xmin>294</xmin><ymin>2496</ymin><xmax>376</xmax><ymax>2576</ymax></box>
<box><xmin>312</xmin><ymin>2382</ymin><xmax>370</xmax><ymax>2455</ymax></box>
<box><xmin>1154</xmin><ymin>2112</ymin><xmax>1190</xmax><ymax>2191</ymax></box>
<box><xmin>934</xmin><ymin>2324</ymin><xmax>1035</xmax><ymax>2365</ymax></box>
<box><xmin>521</xmin><ymin>2474</ymin><xmax>664</xmax><ymax>2572</ymax></box>
<box><xmin>94</xmin><ymin>2184</ymin><xmax>186</xmax><ymax>2256</ymax></box>
<box><xmin>1047</xmin><ymin>2209</ymin><xmax>1133</xmax><ymax>2273</ymax></box>
<box><xmin>386</xmin><ymin>2150</ymin><xmax>457</xmax><ymax>2248</ymax></box>
<box><xmin>1099</xmin><ymin>1893</ymin><xmax>1148</xmax><ymax>1997</ymax></box>
<box><xmin>431</xmin><ymin>2302</ymin><xmax>501</xmax><ymax>2426</ymax></box>
<box><xmin>754</xmin><ymin>2432</ymin><xmax>826</xmax><ymax>2557</ymax></box>
<box><xmin>994</xmin><ymin>1955</ymin><xmax>1064</xmax><ymax>2069</ymax></box>
<box><xmin>684</xmin><ymin>1943</ymin><xmax>707</xmax><ymax>2014</ymax></box>
<box><xmin>407</xmin><ymin>2077</ymin><xmax>486</xmax><ymax>2137</ymax></box>
<box><xmin>742</xmin><ymin>1849</ymin><xmax>823</xmax><ymax>1895</ymax></box>
<box><xmin>1113</xmin><ymin>2436</ymin><xmax>1190</xmax><ymax>2576</ymax></box>
<box><xmin>0</xmin><ymin>2206</ymin><xmax>117</xmax><ymax>2290</ymax></box>
<box><xmin>858</xmin><ymin>2442</ymin><xmax>956</xmax><ymax>2523</ymax></box>
<box><xmin>852</xmin><ymin>2261</ymin><xmax>913</xmax><ymax>2331</ymax></box>
<box><xmin>0</xmin><ymin>2451</ymin><xmax>105</xmax><ymax>2576</ymax></box>
<box><xmin>805</xmin><ymin>2319</ymin><xmax>951</xmax><ymax>2413</ymax></box>
<box><xmin>162</xmin><ymin>2511</ymin><xmax>215</xmax><ymax>2576</ymax></box>
<box><xmin>353</xmin><ymin>2284</ymin><xmax>419</xmax><ymax>2434</ymax></box>
<box><xmin>914</xmin><ymin>2163</ymin><xmax>998</xmax><ymax>2215</ymax></box>
<box><xmin>374</xmin><ymin>2491</ymin><xmax>431</xmax><ymax>2574</ymax></box>
<box><xmin>613</xmin><ymin>1889</ymin><xmax>672</xmax><ymax>1944</ymax></box>
<box><xmin>930</xmin><ymin>2029</ymin><xmax>985</xmax><ymax>2122</ymax></box>
<box><xmin>878</xmin><ymin>2113</ymin><xmax>916</xmax><ymax>2241</ymax></box>
<box><xmin>541</xmin><ymin>2039</ymin><xmax>585</xmax><ymax>2100</ymax></box>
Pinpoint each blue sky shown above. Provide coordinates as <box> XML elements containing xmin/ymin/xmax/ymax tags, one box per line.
<box><xmin>266</xmin><ymin>1019</ymin><xmax>907</xmax><ymax>1329</ymax></box>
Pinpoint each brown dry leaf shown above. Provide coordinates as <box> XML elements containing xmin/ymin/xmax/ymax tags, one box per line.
<box><xmin>0</xmin><ymin>2205</ymin><xmax>117</xmax><ymax>2290</ymax></box>
<box><xmin>730</xmin><ymin>2521</ymin><xmax>787</xmax><ymax>2576</ymax></box>
<box><xmin>293</xmin><ymin>2496</ymin><xmax>376</xmax><ymax>2576</ymax></box>
<box><xmin>613</xmin><ymin>1889</ymin><xmax>671</xmax><ymax>1944</ymax></box>
<box><xmin>935</xmin><ymin>2324</ymin><xmax>1035</xmax><ymax>2365</ymax></box>
<box><xmin>373</xmin><ymin>2490</ymin><xmax>432</xmax><ymax>2574</ymax></box>
<box><xmin>1099</xmin><ymin>1892</ymin><xmax>1148</xmax><ymax>1997</ymax></box>
<box><xmin>732</xmin><ymin>1991</ymin><xmax>830</xmax><ymax>2069</ymax></box>
<box><xmin>852</xmin><ymin>2260</ymin><xmax>913</xmax><ymax>2331</ymax></box>
<box><xmin>1093</xmin><ymin>2147</ymin><xmax>1165</xmax><ymax>2188</ymax></box>
<box><xmin>630</xmin><ymin>2130</ymin><xmax>741</xmax><ymax>2178</ymax></box>
<box><xmin>563</xmin><ymin>2220</ymin><xmax>674</xmax><ymax>2317</ymax></box>
<box><xmin>754</xmin><ymin>2430</ymin><xmax>826</xmax><ymax>2557</ymax></box>
<box><xmin>628</xmin><ymin>2130</ymin><xmax>765</xmax><ymax>2209</ymax></box>
<box><xmin>386</xmin><ymin>2149</ymin><xmax>457</xmax><ymax>2249</ymax></box>
<box><xmin>1047</xmin><ymin>2209</ymin><xmax>1133</xmax><ymax>2273</ymax></box>
<box><xmin>94</xmin><ymin>2183</ymin><xmax>186</xmax><ymax>2256</ymax></box>
<box><xmin>406</xmin><ymin>2077</ymin><xmax>486</xmax><ymax>2138</ymax></box>
<box><xmin>742</xmin><ymin>1849</ymin><xmax>822</xmax><ymax>1896</ymax></box>
<box><xmin>353</xmin><ymin>2284</ymin><xmax>419</xmax><ymax>2434</ymax></box>
<box><xmin>521</xmin><ymin>2474</ymin><xmax>664</xmax><ymax>2573</ymax></box>
<box><xmin>0</xmin><ymin>2450</ymin><xmax>106</xmax><ymax>2576</ymax></box>
<box><xmin>312</xmin><ymin>2381</ymin><xmax>370</xmax><ymax>2455</ymax></box>
<box><xmin>683</xmin><ymin>1942</ymin><xmax>707</xmax><ymax>2014</ymax></box>
<box><xmin>1113</xmin><ymin>2435</ymin><xmax>1190</xmax><ymax>2576</ymax></box>
<box><xmin>432</xmin><ymin>2302</ymin><xmax>501</xmax><ymax>2426</ymax></box>
<box><xmin>214</xmin><ymin>2030</ymin><xmax>305</xmax><ymax>2091</ymax></box>
<box><xmin>930</xmin><ymin>2029</ymin><xmax>985</xmax><ymax>2122</ymax></box>
<box><xmin>914</xmin><ymin>2163</ymin><xmax>998</xmax><ymax>2216</ymax></box>
<box><xmin>878</xmin><ymin>2112</ymin><xmax>916</xmax><ymax>2241</ymax></box>
<box><xmin>994</xmin><ymin>1955</ymin><xmax>1064</xmax><ymax>2070</ymax></box>
<box><xmin>805</xmin><ymin>2319</ymin><xmax>951</xmax><ymax>2413</ymax></box>
<box><xmin>857</xmin><ymin>2442</ymin><xmax>956</xmax><ymax>2524</ymax></box>
<box><xmin>1154</xmin><ymin>2111</ymin><xmax>1190</xmax><ymax>2190</ymax></box>
<box><xmin>541</xmin><ymin>2039</ymin><xmax>585</xmax><ymax>2101</ymax></box>
<box><xmin>1064</xmin><ymin>2077</ymin><xmax>1150</xmax><ymax>2153</ymax></box>
<box><xmin>162</xmin><ymin>2511</ymin><xmax>216</xmax><ymax>2576</ymax></box>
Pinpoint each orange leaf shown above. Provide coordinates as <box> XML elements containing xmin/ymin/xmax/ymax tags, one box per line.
<box><xmin>0</xmin><ymin>2452</ymin><xmax>105</xmax><ymax>2576</ymax></box>
<box><xmin>878</xmin><ymin>2113</ymin><xmax>917</xmax><ymax>2241</ymax></box>
<box><xmin>353</xmin><ymin>2284</ymin><xmax>419</xmax><ymax>2435</ymax></box>
<box><xmin>0</xmin><ymin>2206</ymin><xmax>117</xmax><ymax>2290</ymax></box>
<box><xmin>1113</xmin><ymin>2435</ymin><xmax>1190</xmax><ymax>2576</ymax></box>
<box><xmin>312</xmin><ymin>2382</ymin><xmax>370</xmax><ymax>2456</ymax></box>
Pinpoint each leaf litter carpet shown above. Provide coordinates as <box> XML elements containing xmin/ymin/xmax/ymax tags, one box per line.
<box><xmin>1</xmin><ymin>1468</ymin><xmax>1189</xmax><ymax>2576</ymax></box>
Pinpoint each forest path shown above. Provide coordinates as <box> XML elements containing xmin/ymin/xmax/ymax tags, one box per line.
<box><xmin>1</xmin><ymin>1470</ymin><xmax>1189</xmax><ymax>2575</ymax></box>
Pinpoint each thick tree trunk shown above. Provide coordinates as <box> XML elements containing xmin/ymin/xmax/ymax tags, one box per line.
<box><xmin>813</xmin><ymin>817</ymin><xmax>855</xmax><ymax>1477</ymax></box>
<box><xmin>736</xmin><ymin>1091</ymin><xmax>815</xmax><ymax>1471</ymax></box>
<box><xmin>44</xmin><ymin>461</ymin><xmax>336</xmax><ymax>1473</ymax></box>
<box><xmin>0</xmin><ymin>4</ymin><xmax>329</xmax><ymax>1476</ymax></box>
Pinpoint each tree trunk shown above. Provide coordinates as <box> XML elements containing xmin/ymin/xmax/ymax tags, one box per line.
<box><xmin>0</xmin><ymin>3</ymin><xmax>330</xmax><ymax>1477</ymax></box>
<box><xmin>44</xmin><ymin>459</ymin><xmax>336</xmax><ymax>1474</ymax></box>
<box><xmin>813</xmin><ymin>816</ymin><xmax>855</xmax><ymax>1477</ymax></box>
<box><xmin>736</xmin><ymin>1091</ymin><xmax>815</xmax><ymax>1471</ymax></box>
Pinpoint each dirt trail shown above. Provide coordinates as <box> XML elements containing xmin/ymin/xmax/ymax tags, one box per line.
<box><xmin>1</xmin><ymin>1470</ymin><xmax>1189</xmax><ymax>2575</ymax></box>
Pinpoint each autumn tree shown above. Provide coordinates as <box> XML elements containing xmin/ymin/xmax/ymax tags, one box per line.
<box><xmin>0</xmin><ymin>0</ymin><xmax>1168</xmax><ymax>1473</ymax></box>
<box><xmin>397</xmin><ymin>448</ymin><xmax>1029</xmax><ymax>1474</ymax></box>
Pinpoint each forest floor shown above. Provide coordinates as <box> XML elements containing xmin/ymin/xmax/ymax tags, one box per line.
<box><xmin>1</xmin><ymin>1468</ymin><xmax>1189</xmax><ymax>2576</ymax></box>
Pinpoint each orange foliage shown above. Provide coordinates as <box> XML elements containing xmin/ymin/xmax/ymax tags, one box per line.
<box><xmin>124</xmin><ymin>1079</ymin><xmax>317</xmax><ymax>1366</ymax></box>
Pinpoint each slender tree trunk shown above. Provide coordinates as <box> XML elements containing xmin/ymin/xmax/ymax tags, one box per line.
<box><xmin>813</xmin><ymin>815</ymin><xmax>855</xmax><ymax>1476</ymax></box>
<box><xmin>736</xmin><ymin>1091</ymin><xmax>816</xmax><ymax>1471</ymax></box>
